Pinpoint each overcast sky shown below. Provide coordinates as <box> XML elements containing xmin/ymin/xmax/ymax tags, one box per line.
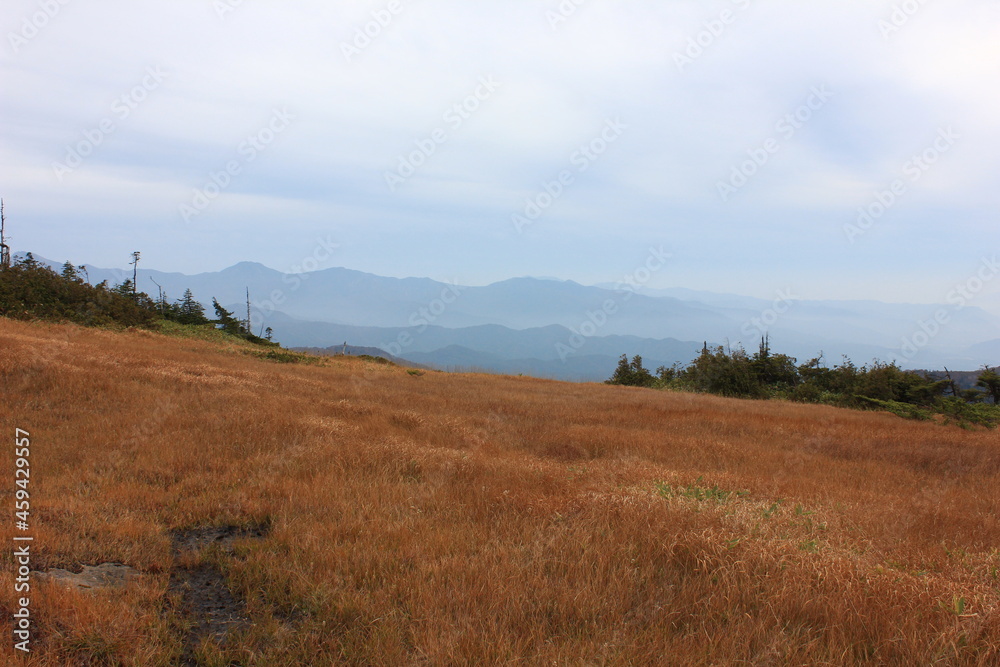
<box><xmin>2</xmin><ymin>0</ymin><xmax>998</xmax><ymax>305</ymax></box>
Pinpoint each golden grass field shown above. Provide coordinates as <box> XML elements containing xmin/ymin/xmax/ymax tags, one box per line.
<box><xmin>1</xmin><ymin>316</ymin><xmax>998</xmax><ymax>665</ymax></box>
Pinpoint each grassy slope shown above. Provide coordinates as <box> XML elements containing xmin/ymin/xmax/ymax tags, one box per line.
<box><xmin>1</xmin><ymin>317</ymin><xmax>998</xmax><ymax>665</ymax></box>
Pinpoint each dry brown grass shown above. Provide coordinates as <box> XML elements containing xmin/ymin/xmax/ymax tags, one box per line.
<box><xmin>1</xmin><ymin>317</ymin><xmax>998</xmax><ymax>665</ymax></box>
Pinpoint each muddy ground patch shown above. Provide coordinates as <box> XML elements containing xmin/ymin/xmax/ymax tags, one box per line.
<box><xmin>166</xmin><ymin>523</ymin><xmax>270</xmax><ymax>665</ymax></box>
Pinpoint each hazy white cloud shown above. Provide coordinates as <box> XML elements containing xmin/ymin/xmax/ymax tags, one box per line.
<box><xmin>1</xmin><ymin>0</ymin><xmax>997</xmax><ymax>303</ymax></box>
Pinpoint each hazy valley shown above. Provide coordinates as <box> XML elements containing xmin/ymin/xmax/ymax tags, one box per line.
<box><xmin>34</xmin><ymin>256</ymin><xmax>1000</xmax><ymax>382</ymax></box>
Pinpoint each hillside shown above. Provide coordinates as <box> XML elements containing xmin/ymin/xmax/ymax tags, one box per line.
<box><xmin>292</xmin><ymin>344</ymin><xmax>425</xmax><ymax>368</ymax></box>
<box><xmin>2</xmin><ymin>318</ymin><xmax>999</xmax><ymax>664</ymax></box>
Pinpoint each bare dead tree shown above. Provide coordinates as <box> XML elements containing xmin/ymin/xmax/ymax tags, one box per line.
<box><xmin>943</xmin><ymin>367</ymin><xmax>959</xmax><ymax>397</ymax></box>
<box><xmin>1</xmin><ymin>199</ymin><xmax>11</xmax><ymax>270</ymax></box>
<box><xmin>150</xmin><ymin>277</ymin><xmax>165</xmax><ymax>316</ymax></box>
<box><xmin>246</xmin><ymin>287</ymin><xmax>252</xmax><ymax>334</ymax></box>
<box><xmin>130</xmin><ymin>251</ymin><xmax>141</xmax><ymax>295</ymax></box>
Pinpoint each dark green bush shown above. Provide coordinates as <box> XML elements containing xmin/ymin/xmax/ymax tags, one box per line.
<box><xmin>607</xmin><ymin>340</ymin><xmax>998</xmax><ymax>428</ymax></box>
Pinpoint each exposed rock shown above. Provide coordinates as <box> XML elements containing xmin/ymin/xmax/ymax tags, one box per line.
<box><xmin>35</xmin><ymin>563</ymin><xmax>140</xmax><ymax>591</ymax></box>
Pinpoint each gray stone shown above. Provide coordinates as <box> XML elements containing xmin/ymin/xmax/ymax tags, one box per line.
<box><xmin>35</xmin><ymin>563</ymin><xmax>140</xmax><ymax>591</ymax></box>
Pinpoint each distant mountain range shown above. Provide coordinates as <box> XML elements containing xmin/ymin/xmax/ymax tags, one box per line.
<box><xmin>30</xmin><ymin>255</ymin><xmax>1000</xmax><ymax>381</ymax></box>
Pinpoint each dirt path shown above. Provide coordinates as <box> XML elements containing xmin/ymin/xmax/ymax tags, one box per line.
<box><xmin>166</xmin><ymin>524</ymin><xmax>269</xmax><ymax>665</ymax></box>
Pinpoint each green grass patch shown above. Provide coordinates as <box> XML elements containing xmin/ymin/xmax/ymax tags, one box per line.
<box><xmin>937</xmin><ymin>398</ymin><xmax>1000</xmax><ymax>429</ymax></box>
<box><xmin>855</xmin><ymin>397</ymin><xmax>935</xmax><ymax>422</ymax></box>
<box><xmin>656</xmin><ymin>476</ymin><xmax>748</xmax><ymax>503</ymax></box>
<box><xmin>357</xmin><ymin>354</ymin><xmax>395</xmax><ymax>366</ymax></box>
<box><xmin>156</xmin><ymin>320</ymin><xmax>261</xmax><ymax>346</ymax></box>
<box><xmin>243</xmin><ymin>348</ymin><xmax>321</xmax><ymax>365</ymax></box>
<box><xmin>157</xmin><ymin>320</ymin><xmax>319</xmax><ymax>365</ymax></box>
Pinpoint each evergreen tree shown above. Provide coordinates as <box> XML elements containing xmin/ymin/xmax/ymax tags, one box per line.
<box><xmin>61</xmin><ymin>261</ymin><xmax>80</xmax><ymax>282</ymax></box>
<box><xmin>606</xmin><ymin>354</ymin><xmax>656</xmax><ymax>388</ymax></box>
<box><xmin>212</xmin><ymin>298</ymin><xmax>245</xmax><ymax>335</ymax></box>
<box><xmin>112</xmin><ymin>279</ymin><xmax>134</xmax><ymax>298</ymax></box>
<box><xmin>682</xmin><ymin>344</ymin><xmax>762</xmax><ymax>398</ymax></box>
<box><xmin>16</xmin><ymin>252</ymin><xmax>39</xmax><ymax>269</ymax></box>
<box><xmin>0</xmin><ymin>257</ymin><xmax>156</xmax><ymax>327</ymax></box>
<box><xmin>750</xmin><ymin>335</ymin><xmax>798</xmax><ymax>389</ymax></box>
<box><xmin>977</xmin><ymin>366</ymin><xmax>1000</xmax><ymax>404</ymax></box>
<box><xmin>175</xmin><ymin>289</ymin><xmax>208</xmax><ymax>325</ymax></box>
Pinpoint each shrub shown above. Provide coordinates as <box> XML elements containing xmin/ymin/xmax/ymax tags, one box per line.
<box><xmin>0</xmin><ymin>256</ymin><xmax>157</xmax><ymax>328</ymax></box>
<box><xmin>606</xmin><ymin>355</ymin><xmax>656</xmax><ymax>388</ymax></box>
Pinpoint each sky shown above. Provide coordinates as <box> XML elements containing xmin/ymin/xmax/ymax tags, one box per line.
<box><xmin>2</xmin><ymin>0</ymin><xmax>999</xmax><ymax>307</ymax></box>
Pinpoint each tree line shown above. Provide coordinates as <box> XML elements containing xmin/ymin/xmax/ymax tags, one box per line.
<box><xmin>0</xmin><ymin>253</ymin><xmax>274</xmax><ymax>345</ymax></box>
<box><xmin>608</xmin><ymin>336</ymin><xmax>1000</xmax><ymax>427</ymax></box>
